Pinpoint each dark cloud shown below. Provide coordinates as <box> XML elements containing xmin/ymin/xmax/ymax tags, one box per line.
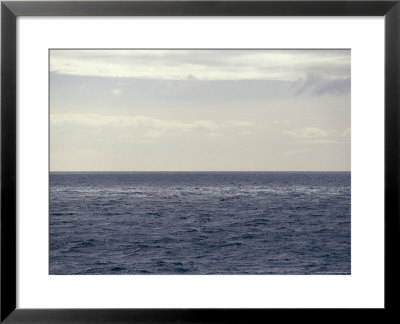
<box><xmin>292</xmin><ymin>73</ymin><xmax>350</xmax><ymax>96</ymax></box>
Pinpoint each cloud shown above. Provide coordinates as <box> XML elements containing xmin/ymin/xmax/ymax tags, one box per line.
<box><xmin>50</xmin><ymin>49</ymin><xmax>350</xmax><ymax>81</ymax></box>
<box><xmin>50</xmin><ymin>113</ymin><xmax>254</xmax><ymax>139</ymax></box>
<box><xmin>283</xmin><ymin>127</ymin><xmax>330</xmax><ymax>139</ymax></box>
<box><xmin>145</xmin><ymin>130</ymin><xmax>163</xmax><ymax>138</ymax></box>
<box><xmin>284</xmin><ymin>148</ymin><xmax>313</xmax><ymax>155</ymax></box>
<box><xmin>79</xmin><ymin>83</ymin><xmax>88</xmax><ymax>91</ymax></box>
<box><xmin>223</xmin><ymin>120</ymin><xmax>254</xmax><ymax>128</ymax></box>
<box><xmin>117</xmin><ymin>133</ymin><xmax>134</xmax><ymax>142</ymax></box>
<box><xmin>207</xmin><ymin>133</ymin><xmax>224</xmax><ymax>138</ymax></box>
<box><xmin>284</xmin><ymin>128</ymin><xmax>346</xmax><ymax>145</ymax></box>
<box><xmin>273</xmin><ymin>120</ymin><xmax>291</xmax><ymax>125</ymax></box>
<box><xmin>240</xmin><ymin>131</ymin><xmax>252</xmax><ymax>136</ymax></box>
<box><xmin>342</xmin><ymin>128</ymin><xmax>351</xmax><ymax>137</ymax></box>
<box><xmin>298</xmin><ymin>139</ymin><xmax>340</xmax><ymax>144</ymax></box>
<box><xmin>185</xmin><ymin>74</ymin><xmax>198</xmax><ymax>81</ymax></box>
<box><xmin>71</xmin><ymin>150</ymin><xmax>105</xmax><ymax>159</ymax></box>
<box><xmin>111</xmin><ymin>89</ymin><xmax>122</xmax><ymax>95</ymax></box>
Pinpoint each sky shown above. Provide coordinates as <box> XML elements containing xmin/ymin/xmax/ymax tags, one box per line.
<box><xmin>50</xmin><ymin>49</ymin><xmax>350</xmax><ymax>171</ymax></box>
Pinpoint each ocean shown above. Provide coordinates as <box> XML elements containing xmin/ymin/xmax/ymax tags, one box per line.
<box><xmin>49</xmin><ymin>171</ymin><xmax>350</xmax><ymax>275</ymax></box>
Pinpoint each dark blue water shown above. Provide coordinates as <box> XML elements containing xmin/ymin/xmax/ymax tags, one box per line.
<box><xmin>49</xmin><ymin>172</ymin><xmax>350</xmax><ymax>275</ymax></box>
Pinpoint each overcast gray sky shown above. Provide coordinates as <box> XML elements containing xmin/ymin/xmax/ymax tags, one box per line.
<box><xmin>50</xmin><ymin>49</ymin><xmax>350</xmax><ymax>171</ymax></box>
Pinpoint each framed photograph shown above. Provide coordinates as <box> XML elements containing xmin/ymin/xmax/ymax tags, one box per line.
<box><xmin>1</xmin><ymin>0</ymin><xmax>399</xmax><ymax>322</ymax></box>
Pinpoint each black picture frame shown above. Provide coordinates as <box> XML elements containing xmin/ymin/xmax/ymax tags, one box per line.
<box><xmin>1</xmin><ymin>1</ymin><xmax>399</xmax><ymax>322</ymax></box>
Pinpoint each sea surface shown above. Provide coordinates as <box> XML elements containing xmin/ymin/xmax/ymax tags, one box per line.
<box><xmin>49</xmin><ymin>172</ymin><xmax>351</xmax><ymax>275</ymax></box>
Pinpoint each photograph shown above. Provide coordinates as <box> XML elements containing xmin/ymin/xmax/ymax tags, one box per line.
<box><xmin>3</xmin><ymin>0</ymin><xmax>399</xmax><ymax>321</ymax></box>
<box><xmin>49</xmin><ymin>49</ymin><xmax>351</xmax><ymax>275</ymax></box>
